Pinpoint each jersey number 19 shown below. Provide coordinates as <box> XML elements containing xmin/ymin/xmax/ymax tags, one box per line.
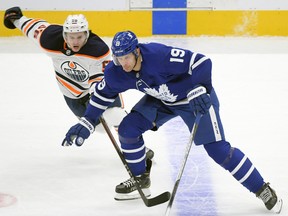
<box><xmin>170</xmin><ymin>48</ymin><xmax>185</xmax><ymax>63</ymax></box>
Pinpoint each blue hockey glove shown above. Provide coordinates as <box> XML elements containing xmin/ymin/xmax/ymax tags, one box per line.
<box><xmin>187</xmin><ymin>86</ymin><xmax>211</xmax><ymax>114</ymax></box>
<box><xmin>62</xmin><ymin>117</ymin><xmax>95</xmax><ymax>146</ymax></box>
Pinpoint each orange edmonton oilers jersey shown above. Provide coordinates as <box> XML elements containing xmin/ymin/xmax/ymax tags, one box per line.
<box><xmin>13</xmin><ymin>16</ymin><xmax>111</xmax><ymax>99</ymax></box>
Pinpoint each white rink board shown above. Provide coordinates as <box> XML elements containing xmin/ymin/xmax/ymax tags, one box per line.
<box><xmin>1</xmin><ymin>0</ymin><xmax>288</xmax><ymax>10</ymax></box>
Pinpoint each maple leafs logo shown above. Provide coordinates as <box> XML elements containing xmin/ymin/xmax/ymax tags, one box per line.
<box><xmin>144</xmin><ymin>84</ymin><xmax>178</xmax><ymax>102</ymax></box>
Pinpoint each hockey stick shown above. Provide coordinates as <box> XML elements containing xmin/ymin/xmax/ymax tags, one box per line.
<box><xmin>99</xmin><ymin>116</ymin><xmax>171</xmax><ymax>207</ymax></box>
<box><xmin>165</xmin><ymin>113</ymin><xmax>202</xmax><ymax>216</ymax></box>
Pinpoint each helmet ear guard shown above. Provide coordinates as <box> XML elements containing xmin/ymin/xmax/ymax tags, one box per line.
<box><xmin>63</xmin><ymin>14</ymin><xmax>89</xmax><ymax>41</ymax></box>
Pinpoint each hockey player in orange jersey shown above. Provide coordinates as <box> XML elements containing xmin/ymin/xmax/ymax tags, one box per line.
<box><xmin>4</xmin><ymin>6</ymin><xmax>123</xmax><ymax>119</ymax></box>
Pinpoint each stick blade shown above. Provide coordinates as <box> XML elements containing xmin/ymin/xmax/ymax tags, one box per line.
<box><xmin>145</xmin><ymin>191</ymin><xmax>171</xmax><ymax>207</ymax></box>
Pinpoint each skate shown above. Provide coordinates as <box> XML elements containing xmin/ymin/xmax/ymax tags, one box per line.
<box><xmin>256</xmin><ymin>182</ymin><xmax>283</xmax><ymax>214</ymax></box>
<box><xmin>114</xmin><ymin>159</ymin><xmax>152</xmax><ymax>200</ymax></box>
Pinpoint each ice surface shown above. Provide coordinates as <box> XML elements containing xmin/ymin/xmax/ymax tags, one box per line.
<box><xmin>0</xmin><ymin>36</ymin><xmax>287</xmax><ymax>216</ymax></box>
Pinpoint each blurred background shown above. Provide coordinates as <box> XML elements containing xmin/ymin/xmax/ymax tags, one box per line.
<box><xmin>1</xmin><ymin>0</ymin><xmax>288</xmax><ymax>37</ymax></box>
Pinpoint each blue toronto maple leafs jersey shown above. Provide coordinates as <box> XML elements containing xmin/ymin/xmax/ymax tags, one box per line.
<box><xmin>85</xmin><ymin>42</ymin><xmax>212</xmax><ymax>124</ymax></box>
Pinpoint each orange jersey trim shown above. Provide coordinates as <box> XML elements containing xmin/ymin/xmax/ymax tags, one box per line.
<box><xmin>88</xmin><ymin>77</ymin><xmax>103</xmax><ymax>85</ymax></box>
<box><xmin>23</xmin><ymin>19</ymin><xmax>42</xmax><ymax>35</ymax></box>
<box><xmin>56</xmin><ymin>76</ymin><xmax>83</xmax><ymax>96</ymax></box>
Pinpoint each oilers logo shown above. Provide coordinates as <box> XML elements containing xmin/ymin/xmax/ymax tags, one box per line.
<box><xmin>61</xmin><ymin>61</ymin><xmax>89</xmax><ymax>82</ymax></box>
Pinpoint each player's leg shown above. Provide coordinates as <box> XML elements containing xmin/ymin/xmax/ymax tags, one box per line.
<box><xmin>115</xmin><ymin>111</ymin><xmax>153</xmax><ymax>200</ymax></box>
<box><xmin>64</xmin><ymin>94</ymin><xmax>90</xmax><ymax>118</ymax></box>
<box><xmin>204</xmin><ymin>141</ymin><xmax>282</xmax><ymax>213</ymax></box>
<box><xmin>115</xmin><ymin>95</ymin><xmax>175</xmax><ymax>200</ymax></box>
<box><xmin>194</xmin><ymin>89</ymin><xmax>282</xmax><ymax>213</ymax></box>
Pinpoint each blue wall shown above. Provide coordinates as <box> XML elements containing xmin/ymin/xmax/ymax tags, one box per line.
<box><xmin>152</xmin><ymin>0</ymin><xmax>187</xmax><ymax>34</ymax></box>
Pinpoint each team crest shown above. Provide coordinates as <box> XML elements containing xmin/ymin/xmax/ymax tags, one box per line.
<box><xmin>61</xmin><ymin>61</ymin><xmax>89</xmax><ymax>82</ymax></box>
<box><xmin>144</xmin><ymin>84</ymin><xmax>178</xmax><ymax>102</ymax></box>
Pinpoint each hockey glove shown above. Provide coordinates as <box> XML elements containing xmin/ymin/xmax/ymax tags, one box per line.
<box><xmin>4</xmin><ymin>6</ymin><xmax>23</xmax><ymax>29</ymax></box>
<box><xmin>62</xmin><ymin>117</ymin><xmax>95</xmax><ymax>146</ymax></box>
<box><xmin>187</xmin><ymin>85</ymin><xmax>211</xmax><ymax>114</ymax></box>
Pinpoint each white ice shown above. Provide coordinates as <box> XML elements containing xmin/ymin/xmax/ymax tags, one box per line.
<box><xmin>0</xmin><ymin>36</ymin><xmax>288</xmax><ymax>216</ymax></box>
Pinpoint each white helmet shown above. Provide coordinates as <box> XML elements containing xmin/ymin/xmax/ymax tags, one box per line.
<box><xmin>63</xmin><ymin>14</ymin><xmax>89</xmax><ymax>39</ymax></box>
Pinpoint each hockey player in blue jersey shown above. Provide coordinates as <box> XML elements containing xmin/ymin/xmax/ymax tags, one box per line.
<box><xmin>62</xmin><ymin>31</ymin><xmax>282</xmax><ymax>213</ymax></box>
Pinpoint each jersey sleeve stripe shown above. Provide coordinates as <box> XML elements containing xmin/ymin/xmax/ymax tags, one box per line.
<box><xmin>20</xmin><ymin>18</ymin><xmax>32</xmax><ymax>30</ymax></box>
<box><xmin>89</xmin><ymin>100</ymin><xmax>108</xmax><ymax>110</ymax></box>
<box><xmin>191</xmin><ymin>56</ymin><xmax>209</xmax><ymax>70</ymax></box>
<box><xmin>25</xmin><ymin>21</ymin><xmax>47</xmax><ymax>37</ymax></box>
<box><xmin>188</xmin><ymin>52</ymin><xmax>197</xmax><ymax>75</ymax></box>
<box><xmin>188</xmin><ymin>52</ymin><xmax>209</xmax><ymax>75</ymax></box>
<box><xmin>23</xmin><ymin>19</ymin><xmax>42</xmax><ymax>35</ymax></box>
<box><xmin>93</xmin><ymin>91</ymin><xmax>115</xmax><ymax>103</ymax></box>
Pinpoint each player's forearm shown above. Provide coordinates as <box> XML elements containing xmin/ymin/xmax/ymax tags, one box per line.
<box><xmin>14</xmin><ymin>16</ymin><xmax>50</xmax><ymax>45</ymax></box>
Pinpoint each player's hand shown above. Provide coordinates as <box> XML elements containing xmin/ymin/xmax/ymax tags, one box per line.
<box><xmin>4</xmin><ymin>6</ymin><xmax>23</xmax><ymax>29</ymax></box>
<box><xmin>62</xmin><ymin>117</ymin><xmax>95</xmax><ymax>146</ymax></box>
<box><xmin>187</xmin><ymin>85</ymin><xmax>211</xmax><ymax>114</ymax></box>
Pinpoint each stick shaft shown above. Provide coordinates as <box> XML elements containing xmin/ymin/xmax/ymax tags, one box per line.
<box><xmin>165</xmin><ymin>113</ymin><xmax>202</xmax><ymax>215</ymax></box>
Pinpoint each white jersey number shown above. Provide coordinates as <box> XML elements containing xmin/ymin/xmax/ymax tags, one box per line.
<box><xmin>97</xmin><ymin>78</ymin><xmax>106</xmax><ymax>90</ymax></box>
<box><xmin>170</xmin><ymin>48</ymin><xmax>185</xmax><ymax>63</ymax></box>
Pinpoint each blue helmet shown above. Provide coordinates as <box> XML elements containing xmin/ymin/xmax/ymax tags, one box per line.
<box><xmin>111</xmin><ymin>31</ymin><xmax>138</xmax><ymax>58</ymax></box>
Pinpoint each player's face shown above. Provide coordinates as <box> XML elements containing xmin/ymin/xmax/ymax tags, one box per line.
<box><xmin>64</xmin><ymin>32</ymin><xmax>87</xmax><ymax>52</ymax></box>
<box><xmin>116</xmin><ymin>53</ymin><xmax>138</xmax><ymax>72</ymax></box>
